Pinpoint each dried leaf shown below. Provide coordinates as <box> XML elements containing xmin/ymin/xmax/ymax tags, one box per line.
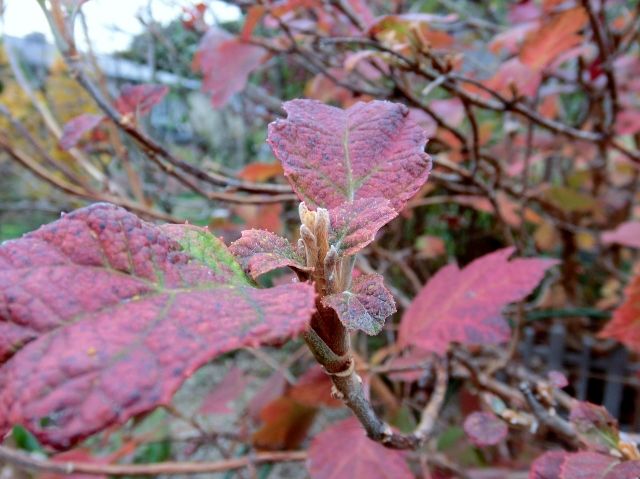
<box><xmin>463</xmin><ymin>412</ymin><xmax>508</xmax><ymax>447</ymax></box>
<box><xmin>267</xmin><ymin>99</ymin><xmax>431</xmax><ymax>211</ymax></box>
<box><xmin>308</xmin><ymin>418</ymin><xmax>413</xmax><ymax>479</ymax></box>
<box><xmin>0</xmin><ymin>203</ymin><xmax>316</xmax><ymax>449</ymax></box>
<box><xmin>399</xmin><ymin>247</ymin><xmax>558</xmax><ymax>355</ymax></box>
<box><xmin>59</xmin><ymin>114</ymin><xmax>104</xmax><ymax>150</ymax></box>
<box><xmin>230</xmin><ymin>229</ymin><xmax>311</xmax><ymax>279</ymax></box>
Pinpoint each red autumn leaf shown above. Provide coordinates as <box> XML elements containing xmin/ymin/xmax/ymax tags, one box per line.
<box><xmin>252</xmin><ymin>396</ymin><xmax>317</xmax><ymax>450</ymax></box>
<box><xmin>267</xmin><ymin>99</ymin><xmax>431</xmax><ymax>211</ymax></box>
<box><xmin>560</xmin><ymin>452</ymin><xmax>619</xmax><ymax>479</ymax></box>
<box><xmin>604</xmin><ymin>461</ymin><xmax>640</xmax><ymax>479</ymax></box>
<box><xmin>237</xmin><ymin>162</ymin><xmax>284</xmax><ymax>182</ymax></box>
<box><xmin>59</xmin><ymin>113</ymin><xmax>104</xmax><ymax>150</ymax></box>
<box><xmin>199</xmin><ymin>367</ymin><xmax>250</xmax><ymax>415</ymax></box>
<box><xmin>530</xmin><ymin>451</ymin><xmax>640</xmax><ymax>479</ymax></box>
<box><xmin>463</xmin><ymin>412</ymin><xmax>508</xmax><ymax>447</ymax></box>
<box><xmin>399</xmin><ymin>247</ymin><xmax>558</xmax><ymax>355</ymax></box>
<box><xmin>616</xmin><ymin>110</ymin><xmax>640</xmax><ymax>136</ymax></box>
<box><xmin>193</xmin><ymin>28</ymin><xmax>265</xmax><ymax>108</ymax></box>
<box><xmin>530</xmin><ymin>450</ymin><xmax>566</xmax><ymax>479</ymax></box>
<box><xmin>248</xmin><ymin>371</ymin><xmax>288</xmax><ymax>421</ymax></box>
<box><xmin>569</xmin><ymin>401</ymin><xmax>619</xmax><ymax>452</ymax></box>
<box><xmin>548</xmin><ymin>370</ymin><xmax>569</xmax><ymax>389</ymax></box>
<box><xmin>288</xmin><ymin>366</ymin><xmax>342</xmax><ymax>408</ymax></box>
<box><xmin>114</xmin><ymin>84</ymin><xmax>169</xmax><ymax>116</ymax></box>
<box><xmin>430</xmin><ymin>98</ymin><xmax>465</xmax><ymax>127</ymax></box>
<box><xmin>322</xmin><ymin>273</ymin><xmax>396</xmax><ymax>335</ymax></box>
<box><xmin>307</xmin><ymin>418</ymin><xmax>413</xmax><ymax>479</ymax></box>
<box><xmin>599</xmin><ymin>263</ymin><xmax>640</xmax><ymax>353</ymax></box>
<box><xmin>0</xmin><ymin>203</ymin><xmax>316</xmax><ymax>450</ymax></box>
<box><xmin>602</xmin><ymin>221</ymin><xmax>640</xmax><ymax>249</ymax></box>
<box><xmin>520</xmin><ymin>7</ymin><xmax>588</xmax><ymax>71</ymax></box>
<box><xmin>484</xmin><ymin>57</ymin><xmax>541</xmax><ymax>98</ymax></box>
<box><xmin>230</xmin><ymin>229</ymin><xmax>311</xmax><ymax>279</ymax></box>
<box><xmin>328</xmin><ymin>198</ymin><xmax>397</xmax><ymax>256</ymax></box>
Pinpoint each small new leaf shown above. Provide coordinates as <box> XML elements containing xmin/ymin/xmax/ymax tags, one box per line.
<box><xmin>328</xmin><ymin>198</ymin><xmax>397</xmax><ymax>256</ymax></box>
<box><xmin>229</xmin><ymin>229</ymin><xmax>312</xmax><ymax>279</ymax></box>
<box><xmin>463</xmin><ymin>412</ymin><xmax>508</xmax><ymax>447</ymax></box>
<box><xmin>322</xmin><ymin>273</ymin><xmax>396</xmax><ymax>335</ymax></box>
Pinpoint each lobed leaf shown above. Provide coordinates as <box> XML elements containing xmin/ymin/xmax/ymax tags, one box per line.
<box><xmin>322</xmin><ymin>273</ymin><xmax>396</xmax><ymax>335</ymax></box>
<box><xmin>328</xmin><ymin>198</ymin><xmax>397</xmax><ymax>256</ymax></box>
<box><xmin>307</xmin><ymin>418</ymin><xmax>413</xmax><ymax>479</ymax></box>
<box><xmin>463</xmin><ymin>412</ymin><xmax>508</xmax><ymax>447</ymax></box>
<box><xmin>399</xmin><ymin>247</ymin><xmax>558</xmax><ymax>355</ymax></box>
<box><xmin>0</xmin><ymin>203</ymin><xmax>316</xmax><ymax>449</ymax></box>
<box><xmin>267</xmin><ymin>99</ymin><xmax>431</xmax><ymax>211</ymax></box>
<box><xmin>229</xmin><ymin>229</ymin><xmax>311</xmax><ymax>279</ymax></box>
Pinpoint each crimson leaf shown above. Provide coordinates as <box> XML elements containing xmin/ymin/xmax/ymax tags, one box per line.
<box><xmin>569</xmin><ymin>401</ymin><xmax>619</xmax><ymax>452</ymax></box>
<box><xmin>0</xmin><ymin>203</ymin><xmax>315</xmax><ymax>449</ymax></box>
<box><xmin>229</xmin><ymin>229</ymin><xmax>311</xmax><ymax>280</ymax></box>
<box><xmin>114</xmin><ymin>84</ymin><xmax>169</xmax><ymax>116</ymax></box>
<box><xmin>193</xmin><ymin>28</ymin><xmax>265</xmax><ymax>108</ymax></box>
<box><xmin>399</xmin><ymin>247</ymin><xmax>558</xmax><ymax>355</ymax></box>
<box><xmin>307</xmin><ymin>418</ymin><xmax>413</xmax><ymax>479</ymax></box>
<box><xmin>322</xmin><ymin>273</ymin><xmax>396</xmax><ymax>335</ymax></box>
<box><xmin>59</xmin><ymin>114</ymin><xmax>104</xmax><ymax>150</ymax></box>
<box><xmin>463</xmin><ymin>412</ymin><xmax>508</xmax><ymax>447</ymax></box>
<box><xmin>328</xmin><ymin>198</ymin><xmax>397</xmax><ymax>256</ymax></box>
<box><xmin>267</xmin><ymin>99</ymin><xmax>431</xmax><ymax>211</ymax></box>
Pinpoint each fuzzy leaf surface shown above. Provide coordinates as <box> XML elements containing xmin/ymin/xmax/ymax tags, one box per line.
<box><xmin>229</xmin><ymin>229</ymin><xmax>311</xmax><ymax>279</ymax></box>
<box><xmin>193</xmin><ymin>28</ymin><xmax>265</xmax><ymax>108</ymax></box>
<box><xmin>308</xmin><ymin>418</ymin><xmax>412</xmax><ymax>479</ymax></box>
<box><xmin>0</xmin><ymin>203</ymin><xmax>316</xmax><ymax>449</ymax></box>
<box><xmin>59</xmin><ymin>114</ymin><xmax>104</xmax><ymax>150</ymax></box>
<box><xmin>463</xmin><ymin>412</ymin><xmax>508</xmax><ymax>447</ymax></box>
<box><xmin>399</xmin><ymin>247</ymin><xmax>558</xmax><ymax>355</ymax></box>
<box><xmin>569</xmin><ymin>401</ymin><xmax>619</xmax><ymax>452</ymax></box>
<box><xmin>529</xmin><ymin>451</ymin><xmax>640</xmax><ymax>479</ymax></box>
<box><xmin>322</xmin><ymin>273</ymin><xmax>396</xmax><ymax>335</ymax></box>
<box><xmin>328</xmin><ymin>198</ymin><xmax>397</xmax><ymax>256</ymax></box>
<box><xmin>599</xmin><ymin>264</ymin><xmax>640</xmax><ymax>353</ymax></box>
<box><xmin>268</xmin><ymin>99</ymin><xmax>431</xmax><ymax>211</ymax></box>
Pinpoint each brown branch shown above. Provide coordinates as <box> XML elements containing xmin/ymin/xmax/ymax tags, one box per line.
<box><xmin>0</xmin><ymin>445</ymin><xmax>306</xmax><ymax>476</ymax></box>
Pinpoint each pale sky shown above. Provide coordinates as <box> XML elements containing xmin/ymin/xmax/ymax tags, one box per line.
<box><xmin>2</xmin><ymin>0</ymin><xmax>240</xmax><ymax>53</ymax></box>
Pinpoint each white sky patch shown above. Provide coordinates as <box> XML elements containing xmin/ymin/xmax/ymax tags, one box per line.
<box><xmin>2</xmin><ymin>0</ymin><xmax>241</xmax><ymax>53</ymax></box>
